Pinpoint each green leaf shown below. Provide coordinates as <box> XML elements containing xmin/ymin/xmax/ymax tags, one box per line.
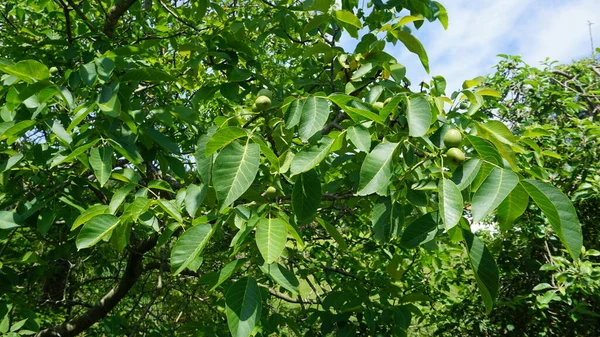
<box><xmin>432</xmin><ymin>75</ymin><xmax>446</xmax><ymax>96</ymax></box>
<box><xmin>121</xmin><ymin>68</ymin><xmax>175</xmax><ymax>82</ymax></box>
<box><xmin>255</xmin><ymin>217</ymin><xmax>288</xmax><ymax>264</ymax></box>
<box><xmin>1</xmin><ymin>120</ymin><xmax>36</xmax><ymax>140</ymax></box>
<box><xmin>398</xmin><ymin>15</ymin><xmax>424</xmax><ymax>27</ymax></box>
<box><xmin>76</xmin><ymin>214</ymin><xmax>120</xmax><ymax>249</ymax></box>
<box><xmin>109</xmin><ymin>184</ymin><xmax>136</xmax><ymax>214</ymax></box>
<box><xmin>50</xmin><ymin>140</ymin><xmax>99</xmax><ymax>168</ymax></box>
<box><xmin>467</xmin><ymin>136</ymin><xmax>502</xmax><ymax>166</ymax></box>
<box><xmin>213</xmin><ymin>141</ymin><xmax>260</xmax><ymax>210</ymax></box>
<box><xmin>170</xmin><ymin>224</ymin><xmax>214</xmax><ymax>275</ymax></box>
<box><xmin>290</xmin><ymin>137</ymin><xmax>334</xmax><ymax>176</ymax></box>
<box><xmin>400</xmin><ymin>212</ymin><xmax>439</xmax><ymax>249</ymax></box>
<box><xmin>284</xmin><ymin>98</ymin><xmax>304</xmax><ymax>129</ymax></box>
<box><xmin>400</xmin><ymin>292</ymin><xmax>433</xmax><ymax>303</ymax></box>
<box><xmin>107</xmin><ymin>139</ymin><xmax>143</xmax><ymax>169</ymax></box>
<box><xmin>9</xmin><ymin>318</ymin><xmax>27</xmax><ymax>332</ymax></box>
<box><xmin>144</xmin><ymin>127</ymin><xmax>180</xmax><ymax>154</ymax></box>
<box><xmin>451</xmin><ymin>158</ymin><xmax>482</xmax><ymax>190</ymax></box>
<box><xmin>532</xmin><ymin>283</ymin><xmax>553</xmax><ymax>292</ymax></box>
<box><xmin>292</xmin><ymin>170</ymin><xmax>322</xmax><ymax>225</ymax></box>
<box><xmin>89</xmin><ymin>147</ymin><xmax>113</xmax><ymax>187</ymax></box>
<box><xmin>185</xmin><ymin>184</ymin><xmax>206</xmax><ymax>218</ymax></box>
<box><xmin>251</xmin><ymin>135</ymin><xmax>279</xmax><ymax>170</ymax></box>
<box><xmin>327</xmin><ymin>94</ymin><xmax>385</xmax><ymax>124</ymax></box>
<box><xmin>475</xmin><ymin>87</ymin><xmax>501</xmax><ymax>97</ymax></box>
<box><xmin>387</xmin><ymin>64</ymin><xmax>406</xmax><ymax>83</ymax></box>
<box><xmin>205</xmin><ymin>259</ymin><xmax>246</xmax><ymax>291</ymax></box>
<box><xmin>71</xmin><ymin>205</ymin><xmax>110</xmax><ymax>230</ymax></box>
<box><xmin>129</xmin><ymin>197</ymin><xmax>151</xmax><ymax>222</ymax></box>
<box><xmin>260</xmin><ymin>263</ymin><xmax>300</xmax><ymax>294</ymax></box>
<box><xmin>435</xmin><ymin>1</ymin><xmax>449</xmax><ymax>29</ymax></box>
<box><xmin>333</xmin><ymin>10</ymin><xmax>362</xmax><ymax>29</ymax></box>
<box><xmin>226</xmin><ymin>277</ymin><xmax>262</xmax><ymax>337</ymax></box>
<box><xmin>147</xmin><ymin>180</ymin><xmax>174</xmax><ymax>192</ymax></box>
<box><xmin>390</xmin><ymin>30</ymin><xmax>429</xmax><ymax>73</ymax></box>
<box><xmin>357</xmin><ymin>142</ymin><xmax>398</xmax><ymax>196</ymax></box>
<box><xmin>0</xmin><ymin>153</ymin><xmax>24</xmax><ymax>172</ymax></box>
<box><xmin>438</xmin><ymin>179</ymin><xmax>463</xmax><ymax>230</ymax></box>
<box><xmin>316</xmin><ymin>218</ymin><xmax>347</xmax><ymax>250</ymax></box>
<box><xmin>496</xmin><ymin>184</ymin><xmax>529</xmax><ymax>231</ymax></box>
<box><xmin>157</xmin><ymin>199</ymin><xmax>183</xmax><ymax>223</ymax></box>
<box><xmin>463</xmin><ymin>229</ymin><xmax>499</xmax><ymax>314</ymax></box>
<box><xmin>406</xmin><ymin>95</ymin><xmax>431</xmax><ymax>137</ymax></box>
<box><xmin>351</xmin><ymin>62</ymin><xmax>375</xmax><ymax>81</ymax></box>
<box><xmin>0</xmin><ymin>60</ymin><xmax>50</xmax><ymax>83</ymax></box>
<box><xmin>471</xmin><ymin>168</ymin><xmax>518</xmax><ymax>223</ymax></box>
<box><xmin>475</xmin><ymin>121</ymin><xmax>520</xmax><ymax>170</ymax></box>
<box><xmin>206</xmin><ymin>127</ymin><xmax>248</xmax><ymax>156</ymax></box>
<box><xmin>303</xmin><ymin>0</ymin><xmax>333</xmax><ymax>12</ymax></box>
<box><xmin>371</xmin><ymin>197</ymin><xmax>403</xmax><ymax>242</ymax></box>
<box><xmin>303</xmin><ymin>13</ymin><xmax>330</xmax><ymax>35</ymax></box>
<box><xmin>97</xmin><ymin>87</ymin><xmax>121</xmax><ymax>117</ymax></box>
<box><xmin>520</xmin><ymin>180</ymin><xmax>583</xmax><ymax>260</ymax></box>
<box><xmin>346</xmin><ymin>125</ymin><xmax>371</xmax><ymax>152</ymax></box>
<box><xmin>194</xmin><ymin>129</ymin><xmax>215</xmax><ymax>185</ymax></box>
<box><xmin>51</xmin><ymin>120</ymin><xmax>72</xmax><ymax>144</ymax></box>
<box><xmin>79</xmin><ymin>62</ymin><xmax>97</xmax><ymax>86</ymax></box>
<box><xmin>110</xmin><ymin>221</ymin><xmax>131</xmax><ymax>252</ymax></box>
<box><xmin>0</xmin><ymin>211</ymin><xmax>22</xmax><ymax>230</ymax></box>
<box><xmin>298</xmin><ymin>96</ymin><xmax>330</xmax><ymax>141</ymax></box>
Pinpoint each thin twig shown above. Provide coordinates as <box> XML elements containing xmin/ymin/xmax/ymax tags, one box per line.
<box><xmin>157</xmin><ymin>0</ymin><xmax>203</xmax><ymax>32</ymax></box>
<box><xmin>0</xmin><ymin>9</ymin><xmax>17</xmax><ymax>30</ymax></box>
<box><xmin>263</xmin><ymin>285</ymin><xmax>319</xmax><ymax>304</ymax></box>
<box><xmin>65</xmin><ymin>0</ymin><xmax>99</xmax><ymax>33</ymax></box>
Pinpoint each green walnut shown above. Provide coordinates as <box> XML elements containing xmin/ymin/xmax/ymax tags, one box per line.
<box><xmin>383</xmin><ymin>97</ymin><xmax>393</xmax><ymax>105</ymax></box>
<box><xmin>265</xmin><ymin>186</ymin><xmax>277</xmax><ymax>197</ymax></box>
<box><xmin>443</xmin><ymin>128</ymin><xmax>463</xmax><ymax>148</ymax></box>
<box><xmin>446</xmin><ymin>147</ymin><xmax>466</xmax><ymax>165</ymax></box>
<box><xmin>459</xmin><ymin>102</ymin><xmax>469</xmax><ymax>110</ymax></box>
<box><xmin>373</xmin><ymin>102</ymin><xmax>384</xmax><ymax>110</ymax></box>
<box><xmin>255</xmin><ymin>95</ymin><xmax>271</xmax><ymax>111</ymax></box>
<box><xmin>251</xmin><ymin>103</ymin><xmax>259</xmax><ymax>112</ymax></box>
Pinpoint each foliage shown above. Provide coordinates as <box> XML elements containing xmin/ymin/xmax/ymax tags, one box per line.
<box><xmin>0</xmin><ymin>1</ymin><xmax>587</xmax><ymax>336</ymax></box>
<box><xmin>415</xmin><ymin>56</ymin><xmax>600</xmax><ymax>336</ymax></box>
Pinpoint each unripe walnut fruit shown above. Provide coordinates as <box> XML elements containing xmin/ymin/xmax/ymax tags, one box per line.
<box><xmin>255</xmin><ymin>96</ymin><xmax>271</xmax><ymax>111</ymax></box>
<box><xmin>443</xmin><ymin>128</ymin><xmax>462</xmax><ymax>148</ymax></box>
<box><xmin>265</xmin><ymin>186</ymin><xmax>277</xmax><ymax>197</ymax></box>
<box><xmin>446</xmin><ymin>148</ymin><xmax>465</xmax><ymax>166</ymax></box>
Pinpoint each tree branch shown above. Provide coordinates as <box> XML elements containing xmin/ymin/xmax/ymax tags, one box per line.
<box><xmin>320</xmin><ymin>110</ymin><xmax>348</xmax><ymax>135</ymax></box>
<box><xmin>65</xmin><ymin>0</ymin><xmax>99</xmax><ymax>34</ymax></box>
<box><xmin>157</xmin><ymin>0</ymin><xmax>203</xmax><ymax>32</ymax></box>
<box><xmin>36</xmin><ymin>235</ymin><xmax>158</xmax><ymax>337</ymax></box>
<box><xmin>263</xmin><ymin>286</ymin><xmax>319</xmax><ymax>304</ymax></box>
<box><xmin>0</xmin><ymin>9</ymin><xmax>17</xmax><ymax>30</ymax></box>
<box><xmin>56</xmin><ymin>0</ymin><xmax>73</xmax><ymax>45</ymax></box>
<box><xmin>103</xmin><ymin>0</ymin><xmax>138</xmax><ymax>37</ymax></box>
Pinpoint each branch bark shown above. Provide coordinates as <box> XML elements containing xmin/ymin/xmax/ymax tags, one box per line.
<box><xmin>35</xmin><ymin>235</ymin><xmax>158</xmax><ymax>337</ymax></box>
<box><xmin>103</xmin><ymin>0</ymin><xmax>138</xmax><ymax>37</ymax></box>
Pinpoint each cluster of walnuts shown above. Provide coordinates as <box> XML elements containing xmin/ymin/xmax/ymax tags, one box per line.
<box><xmin>443</xmin><ymin>128</ymin><xmax>465</xmax><ymax>165</ymax></box>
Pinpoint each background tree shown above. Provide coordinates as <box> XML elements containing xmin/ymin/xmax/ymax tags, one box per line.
<box><xmin>0</xmin><ymin>1</ymin><xmax>586</xmax><ymax>336</ymax></box>
<box><xmin>413</xmin><ymin>55</ymin><xmax>600</xmax><ymax>337</ymax></box>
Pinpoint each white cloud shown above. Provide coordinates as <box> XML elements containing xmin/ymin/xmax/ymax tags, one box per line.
<box><xmin>385</xmin><ymin>0</ymin><xmax>600</xmax><ymax>93</ymax></box>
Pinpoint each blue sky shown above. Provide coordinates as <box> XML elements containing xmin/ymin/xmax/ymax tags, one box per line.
<box><xmin>339</xmin><ymin>0</ymin><xmax>600</xmax><ymax>92</ymax></box>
